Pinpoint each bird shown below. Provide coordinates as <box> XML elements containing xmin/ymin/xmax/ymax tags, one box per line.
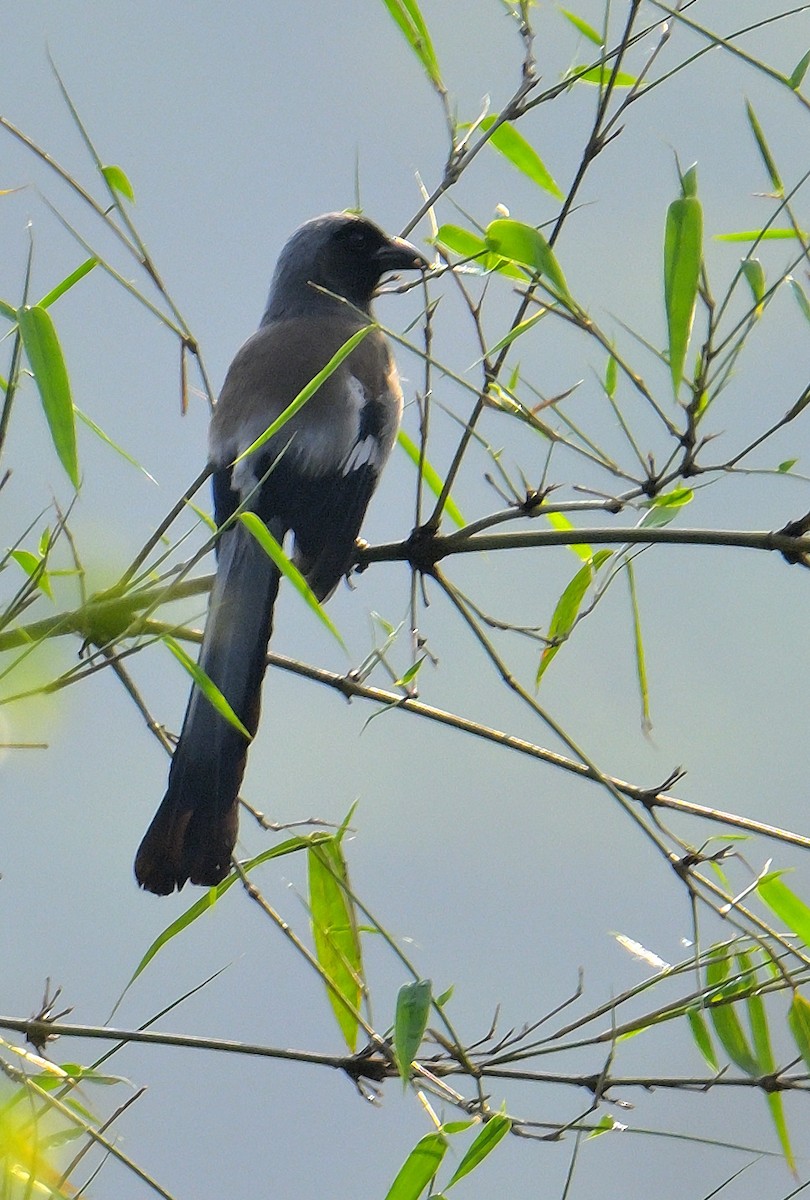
<box><xmin>135</xmin><ymin>212</ymin><xmax>427</xmax><ymax>894</ymax></box>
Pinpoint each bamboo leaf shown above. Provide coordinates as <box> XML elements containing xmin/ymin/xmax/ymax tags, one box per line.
<box><xmin>239</xmin><ymin>513</ymin><xmax>345</xmax><ymax>647</ymax></box>
<box><xmin>309</xmin><ymin>837</ymin><xmax>364</xmax><ymax>1051</ymax></box>
<box><xmin>537</xmin><ymin>550</ymin><xmax>612</xmax><ymax>684</ymax></box>
<box><xmin>394</xmin><ymin>978</ymin><xmax>432</xmax><ymax>1084</ymax></box>
<box><xmin>10</xmin><ymin>549</ymin><xmax>53</xmax><ymax>599</ymax></box>
<box><xmin>560</xmin><ymin>8</ymin><xmax>604</xmax><ymax>45</ymax></box>
<box><xmin>17</xmin><ymin>304</ymin><xmax>80</xmax><ymax>488</ymax></box>
<box><xmin>477</xmin><ymin>116</ymin><xmax>563</xmax><ymax>200</ymax></box>
<box><xmin>715</xmin><ymin>228</ymin><xmax>809</xmax><ymax>242</ymax></box>
<box><xmin>397</xmin><ymin>429</ymin><xmax>465</xmax><ymax>527</ymax></box>
<box><xmin>164</xmin><ymin>635</ymin><xmax>251</xmax><ymax>738</ymax></box>
<box><xmin>433</xmin><ymin>224</ymin><xmax>526</xmax><ymax>279</ymax></box>
<box><xmin>446</xmin><ymin>1114</ymin><xmax>510</xmax><ymax>1187</ymax></box>
<box><xmin>37</xmin><ymin>258</ymin><xmax>97</xmax><ymax>309</ymax></box>
<box><xmin>744</xmin><ymin>102</ymin><xmax>783</xmax><ymax>194</ymax></box>
<box><xmin>626</xmin><ymin>561</ymin><xmax>650</xmax><ymax>731</ymax></box>
<box><xmin>664</xmin><ymin>186</ymin><xmax>703</xmax><ymax>397</ymax></box>
<box><xmin>571</xmin><ymin>65</ymin><xmax>637</xmax><ymax>87</ymax></box>
<box><xmin>789</xmin><ymin>49</ymin><xmax>810</xmax><ymax>90</ymax></box>
<box><xmin>485</xmin><ymin>219</ymin><xmax>572</xmax><ymax>302</ymax></box>
<box><xmin>234</xmin><ymin>325</ymin><xmax>375</xmax><ymax>465</ymax></box>
<box><xmin>686</xmin><ymin>1006</ymin><xmax>719</xmax><ymax>1071</ymax></box>
<box><xmin>788</xmin><ymin>276</ymin><xmax>810</xmax><ymax>324</ymax></box>
<box><xmin>384</xmin><ymin>1132</ymin><xmax>447</xmax><ymax>1200</ymax></box>
<box><xmin>757</xmin><ymin>872</ymin><xmax>810</xmax><ymax>944</ymax></box>
<box><xmin>101</xmin><ymin>163</ymin><xmax>135</xmax><ymax>202</ymax></box>
<box><xmin>740</xmin><ymin>259</ymin><xmax>765</xmax><ymax>316</ymax></box>
<box><xmin>788</xmin><ymin>992</ymin><xmax>810</xmax><ymax>1070</ymax></box>
<box><xmin>380</xmin><ymin>0</ymin><xmax>443</xmax><ymax>90</ymax></box>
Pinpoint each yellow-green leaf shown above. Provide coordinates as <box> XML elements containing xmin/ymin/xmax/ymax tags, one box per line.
<box><xmin>164</xmin><ymin>635</ymin><xmax>251</xmax><ymax>738</ymax></box>
<box><xmin>381</xmin><ymin>0</ymin><xmax>443</xmax><ymax>90</ymax></box>
<box><xmin>10</xmin><ymin>549</ymin><xmax>53</xmax><ymax>599</ymax></box>
<box><xmin>744</xmin><ymin>102</ymin><xmax>782</xmax><ymax>195</ymax></box>
<box><xmin>478</xmin><ymin>116</ymin><xmax>563</xmax><ymax>200</ymax></box>
<box><xmin>758</xmin><ymin>872</ymin><xmax>810</xmax><ymax>944</ymax></box>
<box><xmin>446</xmin><ymin>1114</ymin><xmax>510</xmax><ymax>1188</ymax></box>
<box><xmin>239</xmin><ymin>513</ymin><xmax>345</xmax><ymax>647</ymax></box>
<box><xmin>17</xmin><ymin>304</ymin><xmax>79</xmax><ymax>488</ymax></box>
<box><xmin>398</xmin><ymin>429</ymin><xmax>464</xmax><ymax>527</ymax></box>
<box><xmin>433</xmin><ymin>224</ymin><xmax>525</xmax><ymax>280</ymax></box>
<box><xmin>664</xmin><ymin>190</ymin><xmax>703</xmax><ymax>397</ymax></box>
<box><xmin>741</xmin><ymin>258</ymin><xmax>765</xmax><ymax>315</ymax></box>
<box><xmin>686</xmin><ymin>1006</ymin><xmax>718</xmax><ymax>1071</ymax></box>
<box><xmin>309</xmin><ymin>838</ymin><xmax>363</xmax><ymax>1051</ymax></box>
<box><xmin>102</xmin><ymin>163</ymin><xmax>135</xmax><ymax>202</ymax></box>
<box><xmin>37</xmin><ymin>257</ymin><xmax>97</xmax><ymax>309</ymax></box>
<box><xmin>537</xmin><ymin>549</ymin><xmax>612</xmax><ymax>684</ymax></box>
<box><xmin>789</xmin><ymin>49</ymin><xmax>810</xmax><ymax>90</ymax></box>
<box><xmin>560</xmin><ymin>8</ymin><xmax>604</xmax><ymax>45</ymax></box>
<box><xmin>384</xmin><ymin>1132</ymin><xmax>447</xmax><ymax>1200</ymax></box>
<box><xmin>485</xmin><ymin>218</ymin><xmax>572</xmax><ymax>302</ymax></box>
<box><xmin>394</xmin><ymin>978</ymin><xmax>432</xmax><ymax>1084</ymax></box>
<box><xmin>788</xmin><ymin>992</ymin><xmax>810</xmax><ymax>1070</ymax></box>
<box><xmin>571</xmin><ymin>64</ymin><xmax>637</xmax><ymax>87</ymax></box>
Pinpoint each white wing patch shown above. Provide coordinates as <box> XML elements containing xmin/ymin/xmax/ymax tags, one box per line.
<box><xmin>343</xmin><ymin>435</ymin><xmax>381</xmax><ymax>474</ymax></box>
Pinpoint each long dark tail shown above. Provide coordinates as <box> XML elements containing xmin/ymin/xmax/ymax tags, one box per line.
<box><xmin>135</xmin><ymin>520</ymin><xmax>282</xmax><ymax>893</ymax></box>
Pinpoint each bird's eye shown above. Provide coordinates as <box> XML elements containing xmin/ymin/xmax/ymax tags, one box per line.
<box><xmin>347</xmin><ymin>227</ymin><xmax>368</xmax><ymax>247</ymax></box>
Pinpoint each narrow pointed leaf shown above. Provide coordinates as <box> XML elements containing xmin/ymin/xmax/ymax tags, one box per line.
<box><xmin>75</xmin><ymin>407</ymin><xmax>156</xmax><ymax>481</ymax></box>
<box><xmin>446</xmin><ymin>1114</ymin><xmax>510</xmax><ymax>1187</ymax></box>
<box><xmin>715</xmin><ymin>228</ymin><xmax>809</xmax><ymax>242</ymax></box>
<box><xmin>788</xmin><ymin>277</ymin><xmax>810</xmax><ymax>324</ymax></box>
<box><xmin>235</xmin><ymin>325</ymin><xmax>374</xmax><ymax>464</ymax></box>
<box><xmin>788</xmin><ymin>992</ymin><xmax>810</xmax><ymax>1070</ymax></box>
<box><xmin>17</xmin><ymin>304</ymin><xmax>79</xmax><ymax>488</ymax></box>
<box><xmin>398</xmin><ymin>429</ymin><xmax>465</xmax><ymax>526</ymax></box>
<box><xmin>239</xmin><ymin>513</ymin><xmax>345</xmax><ymax>647</ymax></box>
<box><xmin>546</xmin><ymin>511</ymin><xmax>592</xmax><ymax>561</ymax></box>
<box><xmin>394</xmin><ymin>978</ymin><xmax>432</xmax><ymax>1084</ymax></box>
<box><xmin>537</xmin><ymin>550</ymin><xmax>612</xmax><ymax>683</ymax></box>
<box><xmin>626</xmin><ymin>561</ymin><xmax>650</xmax><ymax>732</ymax></box>
<box><xmin>101</xmin><ymin>163</ymin><xmax>135</xmax><ymax>202</ymax></box>
<box><xmin>10</xmin><ymin>549</ymin><xmax>53</xmax><ymax>599</ymax></box>
<box><xmin>664</xmin><ymin>192</ymin><xmax>703</xmax><ymax>396</ymax></box>
<box><xmin>686</xmin><ymin>1006</ymin><xmax>719</xmax><ymax>1071</ymax></box>
<box><xmin>381</xmin><ymin>0</ymin><xmax>443</xmax><ymax>90</ymax></box>
<box><xmin>789</xmin><ymin>49</ymin><xmax>810</xmax><ymax>89</ymax></box>
<box><xmin>744</xmin><ymin>102</ymin><xmax>783</xmax><ymax>194</ymax></box>
<box><xmin>560</xmin><ymin>8</ymin><xmax>604</xmax><ymax>45</ymax></box>
<box><xmin>604</xmin><ymin>351</ymin><xmax>617</xmax><ymax>398</ymax></box>
<box><xmin>164</xmin><ymin>634</ymin><xmax>251</xmax><ymax>738</ymax></box>
<box><xmin>757</xmin><ymin>872</ymin><xmax>810</xmax><ymax>943</ymax></box>
<box><xmin>705</xmin><ymin>948</ymin><xmax>758</xmax><ymax>1075</ymax></box>
<box><xmin>309</xmin><ymin>838</ymin><xmax>363</xmax><ymax>1051</ymax></box>
<box><xmin>37</xmin><ymin>258</ymin><xmax>97</xmax><ymax>309</ymax></box>
<box><xmin>384</xmin><ymin>1132</ymin><xmax>447</xmax><ymax>1200</ymax></box>
<box><xmin>478</xmin><ymin>116</ymin><xmax>563</xmax><ymax>200</ymax></box>
<box><xmin>640</xmin><ymin>487</ymin><xmax>694</xmax><ymax>528</ymax></box>
<box><xmin>485</xmin><ymin>219</ymin><xmax>572</xmax><ymax>302</ymax></box>
<box><xmin>571</xmin><ymin>65</ymin><xmax>636</xmax><ymax>87</ymax></box>
<box><xmin>740</xmin><ymin>259</ymin><xmax>765</xmax><ymax>315</ymax></box>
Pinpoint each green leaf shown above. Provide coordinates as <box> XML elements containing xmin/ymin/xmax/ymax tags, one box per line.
<box><xmin>587</xmin><ymin>1113</ymin><xmax>620</xmax><ymax>1138</ymax></box>
<box><xmin>571</xmin><ymin>65</ymin><xmax>637</xmax><ymax>87</ymax></box>
<box><xmin>484</xmin><ymin>310</ymin><xmax>547</xmax><ymax>358</ymax></box>
<box><xmin>744</xmin><ymin>102</ymin><xmax>783</xmax><ymax>194</ymax></box>
<box><xmin>75</xmin><ymin>407</ymin><xmax>157</xmax><ymax>482</ymax></box>
<box><xmin>788</xmin><ymin>992</ymin><xmax>810</xmax><ymax>1070</ymax></box>
<box><xmin>17</xmin><ymin>304</ymin><xmax>80</xmax><ymax>488</ymax></box>
<box><xmin>114</xmin><ymin>834</ymin><xmax>323</xmax><ymax>1010</ymax></box>
<box><xmin>37</xmin><ymin>257</ymin><xmax>97</xmax><ymax>309</ymax></box>
<box><xmin>740</xmin><ymin>259</ymin><xmax>765</xmax><ymax>315</ymax></box>
<box><xmin>664</xmin><ymin>189</ymin><xmax>703</xmax><ymax>397</ymax></box>
<box><xmin>537</xmin><ymin>549</ymin><xmax>612</xmax><ymax>684</ymax></box>
<box><xmin>435</xmin><ymin>985</ymin><xmax>454</xmax><ymax>1007</ymax></box>
<box><xmin>308</xmin><ymin>838</ymin><xmax>364</xmax><ymax>1052</ymax></box>
<box><xmin>0</xmin><ymin>297</ymin><xmax>16</xmax><ymax>321</ymax></box>
<box><xmin>394</xmin><ymin>655</ymin><xmax>426</xmax><ymax>688</ymax></box>
<box><xmin>788</xmin><ymin>276</ymin><xmax>810</xmax><ymax>325</ymax></box>
<box><xmin>640</xmin><ymin>487</ymin><xmax>694</xmax><ymax>528</ymax></box>
<box><xmin>626</xmin><ymin>560</ymin><xmax>650</xmax><ymax>732</ymax></box>
<box><xmin>380</xmin><ymin>0</ymin><xmax>443</xmax><ymax>90</ymax></box>
<box><xmin>705</xmin><ymin>947</ymin><xmax>758</xmax><ymax>1075</ymax></box>
<box><xmin>559</xmin><ymin>8</ymin><xmax>604</xmax><ymax>45</ymax></box>
<box><xmin>446</xmin><ymin>1114</ymin><xmax>510</xmax><ymax>1187</ymax></box>
<box><xmin>789</xmin><ymin>49</ymin><xmax>810</xmax><ymax>90</ymax></box>
<box><xmin>394</xmin><ymin>979</ymin><xmax>432</xmax><ymax>1084</ymax></box>
<box><xmin>778</xmin><ymin>459</ymin><xmax>798</xmax><ymax>473</ymax></box>
<box><xmin>485</xmin><ymin>219</ymin><xmax>572</xmax><ymax>302</ymax></box>
<box><xmin>397</xmin><ymin>429</ymin><xmax>465</xmax><ymax>527</ymax></box>
<box><xmin>686</xmin><ymin>1006</ymin><xmax>718</xmax><ymax>1071</ymax></box>
<box><xmin>101</xmin><ymin>163</ymin><xmax>135</xmax><ymax>202</ymax></box>
<box><xmin>757</xmin><ymin>872</ymin><xmax>810</xmax><ymax>944</ymax></box>
<box><xmin>384</xmin><ymin>1132</ymin><xmax>447</xmax><ymax>1200</ymax></box>
<box><xmin>163</xmin><ymin>634</ymin><xmax>251</xmax><ymax>739</ymax></box>
<box><xmin>477</xmin><ymin>116</ymin><xmax>563</xmax><ymax>200</ymax></box>
<box><xmin>604</xmin><ymin>351</ymin><xmax>617</xmax><ymax>398</ymax></box>
<box><xmin>234</xmin><ymin>324</ymin><xmax>375</xmax><ymax>465</ymax></box>
<box><xmin>433</xmin><ymin>224</ymin><xmax>525</xmax><ymax>280</ymax></box>
<box><xmin>239</xmin><ymin>513</ymin><xmax>345</xmax><ymax>647</ymax></box>
<box><xmin>715</xmin><ymin>228</ymin><xmax>809</xmax><ymax>242</ymax></box>
<box><xmin>10</xmin><ymin>549</ymin><xmax>53</xmax><ymax>599</ymax></box>
<box><xmin>546</xmin><ymin>511</ymin><xmax>592</xmax><ymax>561</ymax></box>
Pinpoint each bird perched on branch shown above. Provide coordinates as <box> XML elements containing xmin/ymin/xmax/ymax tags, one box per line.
<box><xmin>135</xmin><ymin>213</ymin><xmax>427</xmax><ymax>894</ymax></box>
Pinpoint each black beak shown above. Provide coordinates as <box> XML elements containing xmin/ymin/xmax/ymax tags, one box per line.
<box><xmin>375</xmin><ymin>235</ymin><xmax>429</xmax><ymax>273</ymax></box>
